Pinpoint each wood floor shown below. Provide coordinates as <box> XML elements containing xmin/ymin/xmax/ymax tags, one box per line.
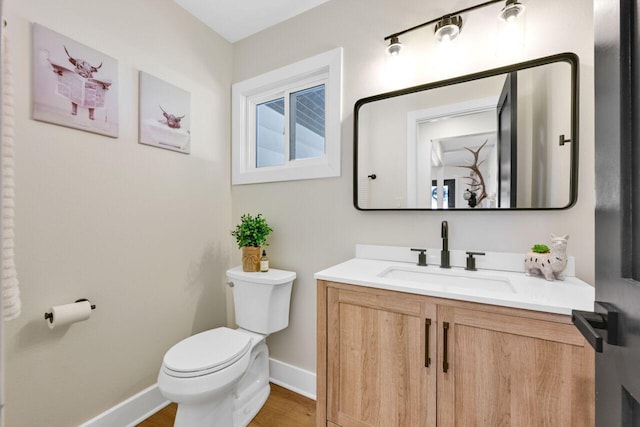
<box><xmin>137</xmin><ymin>383</ymin><xmax>315</xmax><ymax>427</ymax></box>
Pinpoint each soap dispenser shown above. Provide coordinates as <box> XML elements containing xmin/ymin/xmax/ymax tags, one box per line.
<box><xmin>260</xmin><ymin>250</ymin><xmax>269</xmax><ymax>272</ymax></box>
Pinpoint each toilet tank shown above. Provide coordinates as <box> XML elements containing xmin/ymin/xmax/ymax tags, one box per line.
<box><xmin>226</xmin><ymin>266</ymin><xmax>296</xmax><ymax>334</ymax></box>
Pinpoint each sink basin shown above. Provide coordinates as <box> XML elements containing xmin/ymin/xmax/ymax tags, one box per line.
<box><xmin>378</xmin><ymin>267</ymin><xmax>516</xmax><ymax>294</ymax></box>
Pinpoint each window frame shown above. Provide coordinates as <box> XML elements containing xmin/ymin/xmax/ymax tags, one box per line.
<box><xmin>232</xmin><ymin>47</ymin><xmax>342</xmax><ymax>185</ymax></box>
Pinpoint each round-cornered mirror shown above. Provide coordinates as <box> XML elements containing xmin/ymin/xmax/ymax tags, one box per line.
<box><xmin>354</xmin><ymin>53</ymin><xmax>579</xmax><ymax>211</ymax></box>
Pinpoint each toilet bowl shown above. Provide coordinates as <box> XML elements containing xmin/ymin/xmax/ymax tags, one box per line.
<box><xmin>157</xmin><ymin>267</ymin><xmax>295</xmax><ymax>427</ymax></box>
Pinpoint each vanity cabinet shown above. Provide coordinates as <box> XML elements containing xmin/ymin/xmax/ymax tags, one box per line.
<box><xmin>317</xmin><ymin>281</ymin><xmax>594</xmax><ymax>427</ymax></box>
<box><xmin>437</xmin><ymin>305</ymin><xmax>594</xmax><ymax>427</ymax></box>
<box><xmin>322</xmin><ymin>285</ymin><xmax>437</xmax><ymax>427</ymax></box>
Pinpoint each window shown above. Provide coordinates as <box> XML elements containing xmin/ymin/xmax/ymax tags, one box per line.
<box><xmin>255</xmin><ymin>84</ymin><xmax>326</xmax><ymax>168</ymax></box>
<box><xmin>232</xmin><ymin>48</ymin><xmax>342</xmax><ymax>184</ymax></box>
<box><xmin>256</xmin><ymin>98</ymin><xmax>285</xmax><ymax>168</ymax></box>
<box><xmin>431</xmin><ymin>179</ymin><xmax>456</xmax><ymax>209</ymax></box>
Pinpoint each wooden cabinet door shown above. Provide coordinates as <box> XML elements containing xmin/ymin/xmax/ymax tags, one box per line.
<box><xmin>437</xmin><ymin>305</ymin><xmax>594</xmax><ymax>427</ymax></box>
<box><xmin>326</xmin><ymin>286</ymin><xmax>437</xmax><ymax>427</ymax></box>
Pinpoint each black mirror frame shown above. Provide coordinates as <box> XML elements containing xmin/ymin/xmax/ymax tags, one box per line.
<box><xmin>353</xmin><ymin>52</ymin><xmax>579</xmax><ymax>211</ymax></box>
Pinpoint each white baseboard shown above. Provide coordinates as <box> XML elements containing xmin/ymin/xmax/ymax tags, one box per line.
<box><xmin>269</xmin><ymin>358</ymin><xmax>316</xmax><ymax>400</ymax></box>
<box><xmin>78</xmin><ymin>359</ymin><xmax>315</xmax><ymax>427</ymax></box>
<box><xmin>78</xmin><ymin>384</ymin><xmax>170</xmax><ymax>427</ymax></box>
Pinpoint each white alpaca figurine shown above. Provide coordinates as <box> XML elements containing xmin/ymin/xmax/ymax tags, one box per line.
<box><xmin>524</xmin><ymin>234</ymin><xmax>569</xmax><ymax>281</ymax></box>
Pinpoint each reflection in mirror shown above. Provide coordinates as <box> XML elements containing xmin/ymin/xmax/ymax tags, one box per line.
<box><xmin>355</xmin><ymin>54</ymin><xmax>577</xmax><ymax>210</ymax></box>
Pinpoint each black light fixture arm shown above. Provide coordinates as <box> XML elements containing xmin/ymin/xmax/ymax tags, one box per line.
<box><xmin>384</xmin><ymin>0</ymin><xmax>505</xmax><ymax>41</ymax></box>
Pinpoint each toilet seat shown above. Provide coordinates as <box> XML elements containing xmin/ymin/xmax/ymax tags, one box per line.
<box><xmin>162</xmin><ymin>327</ymin><xmax>251</xmax><ymax>378</ymax></box>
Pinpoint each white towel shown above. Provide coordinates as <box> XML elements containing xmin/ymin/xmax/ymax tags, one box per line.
<box><xmin>2</xmin><ymin>28</ymin><xmax>20</xmax><ymax>321</ymax></box>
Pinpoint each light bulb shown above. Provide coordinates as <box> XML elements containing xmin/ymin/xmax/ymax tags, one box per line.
<box><xmin>386</xmin><ymin>36</ymin><xmax>403</xmax><ymax>56</ymax></box>
<box><xmin>499</xmin><ymin>0</ymin><xmax>525</xmax><ymax>22</ymax></box>
<box><xmin>434</xmin><ymin>16</ymin><xmax>463</xmax><ymax>43</ymax></box>
<box><xmin>496</xmin><ymin>0</ymin><xmax>525</xmax><ymax>57</ymax></box>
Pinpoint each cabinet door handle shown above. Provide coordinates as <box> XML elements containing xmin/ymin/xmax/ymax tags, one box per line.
<box><xmin>425</xmin><ymin>318</ymin><xmax>431</xmax><ymax>367</ymax></box>
<box><xmin>443</xmin><ymin>322</ymin><xmax>450</xmax><ymax>373</ymax></box>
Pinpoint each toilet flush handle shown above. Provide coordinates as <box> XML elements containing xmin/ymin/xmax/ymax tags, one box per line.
<box><xmin>226</xmin><ymin>281</ymin><xmax>234</xmax><ymax>288</ymax></box>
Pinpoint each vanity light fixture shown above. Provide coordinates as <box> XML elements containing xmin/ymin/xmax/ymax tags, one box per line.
<box><xmin>434</xmin><ymin>16</ymin><xmax>463</xmax><ymax>43</ymax></box>
<box><xmin>386</xmin><ymin>36</ymin><xmax>403</xmax><ymax>56</ymax></box>
<box><xmin>499</xmin><ymin>0</ymin><xmax>525</xmax><ymax>22</ymax></box>
<box><xmin>383</xmin><ymin>0</ymin><xmax>525</xmax><ymax>54</ymax></box>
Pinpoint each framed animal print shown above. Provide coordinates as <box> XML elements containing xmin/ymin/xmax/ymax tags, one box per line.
<box><xmin>32</xmin><ymin>23</ymin><xmax>119</xmax><ymax>138</ymax></box>
<box><xmin>138</xmin><ymin>72</ymin><xmax>191</xmax><ymax>154</ymax></box>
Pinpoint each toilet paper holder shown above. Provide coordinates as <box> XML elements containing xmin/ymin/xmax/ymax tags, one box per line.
<box><xmin>44</xmin><ymin>298</ymin><xmax>96</xmax><ymax>324</ymax></box>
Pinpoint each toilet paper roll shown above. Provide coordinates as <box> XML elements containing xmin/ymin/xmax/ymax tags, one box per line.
<box><xmin>47</xmin><ymin>300</ymin><xmax>92</xmax><ymax>329</ymax></box>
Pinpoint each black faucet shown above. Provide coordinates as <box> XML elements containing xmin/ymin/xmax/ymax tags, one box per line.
<box><xmin>465</xmin><ymin>251</ymin><xmax>485</xmax><ymax>271</ymax></box>
<box><xmin>411</xmin><ymin>248</ymin><xmax>428</xmax><ymax>266</ymax></box>
<box><xmin>441</xmin><ymin>221</ymin><xmax>451</xmax><ymax>268</ymax></box>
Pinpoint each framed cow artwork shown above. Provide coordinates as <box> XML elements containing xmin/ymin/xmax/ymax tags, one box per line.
<box><xmin>32</xmin><ymin>23</ymin><xmax>119</xmax><ymax>138</ymax></box>
<box><xmin>138</xmin><ymin>72</ymin><xmax>191</xmax><ymax>154</ymax></box>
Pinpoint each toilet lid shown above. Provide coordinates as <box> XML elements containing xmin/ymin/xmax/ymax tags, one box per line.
<box><xmin>227</xmin><ymin>266</ymin><xmax>296</xmax><ymax>285</ymax></box>
<box><xmin>162</xmin><ymin>327</ymin><xmax>251</xmax><ymax>378</ymax></box>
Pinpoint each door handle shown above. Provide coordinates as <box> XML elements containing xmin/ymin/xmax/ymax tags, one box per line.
<box><xmin>425</xmin><ymin>318</ymin><xmax>431</xmax><ymax>368</ymax></box>
<box><xmin>443</xmin><ymin>322</ymin><xmax>450</xmax><ymax>373</ymax></box>
<box><xmin>559</xmin><ymin>134</ymin><xmax>572</xmax><ymax>146</ymax></box>
<box><xmin>572</xmin><ymin>310</ymin><xmax>604</xmax><ymax>352</ymax></box>
<box><xmin>571</xmin><ymin>301</ymin><xmax>619</xmax><ymax>352</ymax></box>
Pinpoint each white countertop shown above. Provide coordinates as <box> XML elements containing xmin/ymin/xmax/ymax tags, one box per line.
<box><xmin>315</xmin><ymin>257</ymin><xmax>595</xmax><ymax>315</ymax></box>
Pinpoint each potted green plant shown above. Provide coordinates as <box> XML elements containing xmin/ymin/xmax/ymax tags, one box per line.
<box><xmin>531</xmin><ymin>244</ymin><xmax>550</xmax><ymax>254</ymax></box>
<box><xmin>231</xmin><ymin>213</ymin><xmax>273</xmax><ymax>272</ymax></box>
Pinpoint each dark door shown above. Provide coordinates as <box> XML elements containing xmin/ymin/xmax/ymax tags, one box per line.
<box><xmin>497</xmin><ymin>72</ymin><xmax>517</xmax><ymax>208</ymax></box>
<box><xmin>575</xmin><ymin>0</ymin><xmax>640</xmax><ymax>424</ymax></box>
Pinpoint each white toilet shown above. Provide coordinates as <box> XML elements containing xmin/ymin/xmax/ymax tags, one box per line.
<box><xmin>158</xmin><ymin>266</ymin><xmax>296</xmax><ymax>427</ymax></box>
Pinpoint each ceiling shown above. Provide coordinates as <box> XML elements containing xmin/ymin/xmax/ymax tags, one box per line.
<box><xmin>433</xmin><ymin>132</ymin><xmax>497</xmax><ymax>167</ymax></box>
<box><xmin>174</xmin><ymin>0</ymin><xmax>331</xmax><ymax>43</ymax></box>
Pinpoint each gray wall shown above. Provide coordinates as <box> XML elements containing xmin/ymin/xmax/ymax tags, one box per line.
<box><xmin>3</xmin><ymin>0</ymin><xmax>233</xmax><ymax>425</ymax></box>
<box><xmin>231</xmin><ymin>0</ymin><xmax>594</xmax><ymax>373</ymax></box>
